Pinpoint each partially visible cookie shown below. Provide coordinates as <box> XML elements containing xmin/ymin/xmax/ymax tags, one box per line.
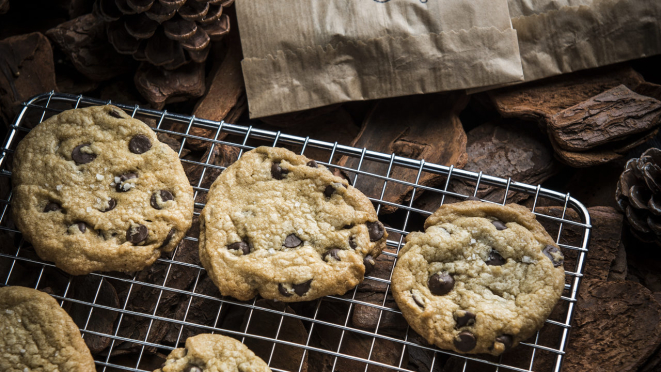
<box><xmin>200</xmin><ymin>146</ymin><xmax>387</xmax><ymax>302</ymax></box>
<box><xmin>154</xmin><ymin>334</ymin><xmax>271</xmax><ymax>372</ymax></box>
<box><xmin>12</xmin><ymin>105</ymin><xmax>194</xmax><ymax>275</ymax></box>
<box><xmin>392</xmin><ymin>201</ymin><xmax>565</xmax><ymax>355</ymax></box>
<box><xmin>0</xmin><ymin>286</ymin><xmax>96</xmax><ymax>371</ymax></box>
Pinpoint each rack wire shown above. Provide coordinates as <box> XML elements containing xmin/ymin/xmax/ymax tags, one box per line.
<box><xmin>0</xmin><ymin>92</ymin><xmax>591</xmax><ymax>372</ymax></box>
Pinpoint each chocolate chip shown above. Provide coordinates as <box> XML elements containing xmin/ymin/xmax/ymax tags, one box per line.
<box><xmin>278</xmin><ymin>284</ymin><xmax>292</xmax><ymax>297</ymax></box>
<box><xmin>293</xmin><ymin>279</ymin><xmax>312</xmax><ymax>296</ymax></box>
<box><xmin>349</xmin><ymin>237</ymin><xmax>357</xmax><ymax>249</ymax></box>
<box><xmin>366</xmin><ymin>221</ymin><xmax>385</xmax><ymax>241</ymax></box>
<box><xmin>492</xmin><ymin>220</ymin><xmax>507</xmax><ymax>230</ymax></box>
<box><xmin>183</xmin><ymin>366</ymin><xmax>202</xmax><ymax>372</ymax></box>
<box><xmin>343</xmin><ymin>224</ymin><xmax>354</xmax><ymax>229</ymax></box>
<box><xmin>160</xmin><ymin>228</ymin><xmax>176</xmax><ymax>248</ymax></box>
<box><xmin>228</xmin><ymin>241</ymin><xmax>251</xmax><ymax>255</ymax></box>
<box><xmin>271</xmin><ymin>162</ymin><xmax>288</xmax><ymax>180</ymax></box>
<box><xmin>102</xmin><ymin>198</ymin><xmax>117</xmax><ymax>212</ymax></box>
<box><xmin>428</xmin><ymin>273</ymin><xmax>454</xmax><ymax>296</ymax></box>
<box><xmin>364</xmin><ymin>255</ymin><xmax>375</xmax><ymax>275</ymax></box>
<box><xmin>115</xmin><ymin>173</ymin><xmax>138</xmax><ymax>192</ymax></box>
<box><xmin>485</xmin><ymin>250</ymin><xmax>506</xmax><ymax>266</ymax></box>
<box><xmin>466</xmin><ymin>196</ymin><xmax>481</xmax><ymax>201</ymax></box>
<box><xmin>76</xmin><ymin>222</ymin><xmax>87</xmax><ymax>233</ymax></box>
<box><xmin>127</xmin><ymin>224</ymin><xmax>148</xmax><ymax>244</ymax></box>
<box><xmin>284</xmin><ymin>233</ymin><xmax>302</xmax><ymax>248</ymax></box>
<box><xmin>412</xmin><ymin>290</ymin><xmax>426</xmax><ymax>308</ymax></box>
<box><xmin>71</xmin><ymin>143</ymin><xmax>96</xmax><ymax>165</ymax></box>
<box><xmin>150</xmin><ymin>190</ymin><xmax>174</xmax><ymax>209</ymax></box>
<box><xmin>455</xmin><ymin>311</ymin><xmax>476</xmax><ymax>328</ymax></box>
<box><xmin>307</xmin><ymin>160</ymin><xmax>318</xmax><ymax>168</ymax></box>
<box><xmin>454</xmin><ymin>331</ymin><xmax>477</xmax><ymax>352</ymax></box>
<box><xmin>128</xmin><ymin>134</ymin><xmax>152</xmax><ymax>154</ymax></box>
<box><xmin>43</xmin><ymin>202</ymin><xmax>61</xmax><ymax>212</ymax></box>
<box><xmin>543</xmin><ymin>245</ymin><xmax>564</xmax><ymax>267</ymax></box>
<box><xmin>109</xmin><ymin>108</ymin><xmax>124</xmax><ymax>118</ymax></box>
<box><xmin>324</xmin><ymin>248</ymin><xmax>341</xmax><ymax>261</ymax></box>
<box><xmin>324</xmin><ymin>185</ymin><xmax>335</xmax><ymax>198</ymax></box>
<box><xmin>495</xmin><ymin>334</ymin><xmax>513</xmax><ymax>351</ymax></box>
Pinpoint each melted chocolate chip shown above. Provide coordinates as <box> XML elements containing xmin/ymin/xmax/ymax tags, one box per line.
<box><xmin>349</xmin><ymin>237</ymin><xmax>357</xmax><ymax>249</ymax></box>
<box><xmin>109</xmin><ymin>108</ymin><xmax>124</xmax><ymax>118</ymax></box>
<box><xmin>129</xmin><ymin>134</ymin><xmax>152</xmax><ymax>154</ymax></box>
<box><xmin>366</xmin><ymin>221</ymin><xmax>385</xmax><ymax>241</ymax></box>
<box><xmin>455</xmin><ymin>311</ymin><xmax>476</xmax><ymax>328</ymax></box>
<box><xmin>271</xmin><ymin>162</ymin><xmax>288</xmax><ymax>180</ymax></box>
<box><xmin>495</xmin><ymin>335</ymin><xmax>513</xmax><ymax>351</ymax></box>
<box><xmin>228</xmin><ymin>241</ymin><xmax>251</xmax><ymax>255</ymax></box>
<box><xmin>492</xmin><ymin>220</ymin><xmax>507</xmax><ymax>230</ymax></box>
<box><xmin>543</xmin><ymin>245</ymin><xmax>564</xmax><ymax>267</ymax></box>
<box><xmin>284</xmin><ymin>233</ymin><xmax>303</xmax><ymax>248</ymax></box>
<box><xmin>293</xmin><ymin>279</ymin><xmax>312</xmax><ymax>296</ymax></box>
<box><xmin>160</xmin><ymin>228</ymin><xmax>176</xmax><ymax>248</ymax></box>
<box><xmin>150</xmin><ymin>190</ymin><xmax>174</xmax><ymax>209</ymax></box>
<box><xmin>454</xmin><ymin>331</ymin><xmax>477</xmax><ymax>352</ymax></box>
<box><xmin>412</xmin><ymin>290</ymin><xmax>426</xmax><ymax>308</ymax></box>
<box><xmin>183</xmin><ymin>366</ymin><xmax>202</xmax><ymax>372</ymax></box>
<box><xmin>115</xmin><ymin>173</ymin><xmax>138</xmax><ymax>192</ymax></box>
<box><xmin>76</xmin><ymin>222</ymin><xmax>87</xmax><ymax>233</ymax></box>
<box><xmin>324</xmin><ymin>185</ymin><xmax>335</xmax><ymax>198</ymax></box>
<box><xmin>364</xmin><ymin>255</ymin><xmax>375</xmax><ymax>275</ymax></box>
<box><xmin>278</xmin><ymin>284</ymin><xmax>292</xmax><ymax>297</ymax></box>
<box><xmin>307</xmin><ymin>160</ymin><xmax>318</xmax><ymax>168</ymax></box>
<box><xmin>127</xmin><ymin>224</ymin><xmax>148</xmax><ymax>244</ymax></box>
<box><xmin>102</xmin><ymin>198</ymin><xmax>117</xmax><ymax>212</ymax></box>
<box><xmin>71</xmin><ymin>143</ymin><xmax>96</xmax><ymax>165</ymax></box>
<box><xmin>428</xmin><ymin>273</ymin><xmax>454</xmax><ymax>296</ymax></box>
<box><xmin>44</xmin><ymin>202</ymin><xmax>61</xmax><ymax>213</ymax></box>
<box><xmin>485</xmin><ymin>250</ymin><xmax>506</xmax><ymax>266</ymax></box>
<box><xmin>466</xmin><ymin>196</ymin><xmax>481</xmax><ymax>201</ymax></box>
<box><xmin>324</xmin><ymin>248</ymin><xmax>341</xmax><ymax>261</ymax></box>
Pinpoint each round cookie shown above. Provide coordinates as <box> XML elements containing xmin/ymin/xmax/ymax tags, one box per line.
<box><xmin>155</xmin><ymin>334</ymin><xmax>271</xmax><ymax>372</ymax></box>
<box><xmin>12</xmin><ymin>105</ymin><xmax>194</xmax><ymax>275</ymax></box>
<box><xmin>199</xmin><ymin>146</ymin><xmax>387</xmax><ymax>302</ymax></box>
<box><xmin>391</xmin><ymin>200</ymin><xmax>565</xmax><ymax>355</ymax></box>
<box><xmin>0</xmin><ymin>286</ymin><xmax>96</xmax><ymax>371</ymax></box>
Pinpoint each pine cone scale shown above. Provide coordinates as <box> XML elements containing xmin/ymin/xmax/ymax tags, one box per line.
<box><xmin>125</xmin><ymin>14</ymin><xmax>159</xmax><ymax>39</ymax></box>
<box><xmin>127</xmin><ymin>0</ymin><xmax>154</xmax><ymax>12</ymax></box>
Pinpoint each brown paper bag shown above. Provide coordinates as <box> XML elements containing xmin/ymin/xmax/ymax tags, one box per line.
<box><xmin>510</xmin><ymin>0</ymin><xmax>661</xmax><ymax>82</ymax></box>
<box><xmin>236</xmin><ymin>0</ymin><xmax>523</xmax><ymax>118</ymax></box>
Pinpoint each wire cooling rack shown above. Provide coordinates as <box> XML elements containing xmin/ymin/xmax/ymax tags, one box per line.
<box><xmin>0</xmin><ymin>92</ymin><xmax>591</xmax><ymax>372</ymax></box>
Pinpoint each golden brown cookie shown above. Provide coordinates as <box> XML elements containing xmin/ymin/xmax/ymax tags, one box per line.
<box><xmin>392</xmin><ymin>200</ymin><xmax>565</xmax><ymax>355</ymax></box>
<box><xmin>0</xmin><ymin>286</ymin><xmax>96</xmax><ymax>371</ymax></box>
<box><xmin>200</xmin><ymin>146</ymin><xmax>387</xmax><ymax>301</ymax></box>
<box><xmin>12</xmin><ymin>105</ymin><xmax>194</xmax><ymax>275</ymax></box>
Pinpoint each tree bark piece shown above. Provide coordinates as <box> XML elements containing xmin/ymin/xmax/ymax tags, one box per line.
<box><xmin>0</xmin><ymin>32</ymin><xmax>57</xmax><ymax>127</ymax></box>
<box><xmin>351</xmin><ymin>292</ymin><xmax>407</xmax><ymax>337</ymax></box>
<box><xmin>46</xmin><ymin>13</ymin><xmax>134</xmax><ymax>82</ymax></box>
<box><xmin>549</xmin><ymin>85</ymin><xmax>661</xmax><ymax>152</ymax></box>
<box><xmin>338</xmin><ymin>93</ymin><xmax>468</xmax><ymax>214</ymax></box>
<box><xmin>69</xmin><ymin>276</ymin><xmax>119</xmax><ymax>354</ymax></box>
<box><xmin>0</xmin><ymin>0</ymin><xmax>9</xmax><ymax>15</ymax></box>
<box><xmin>134</xmin><ymin>61</ymin><xmax>205</xmax><ymax>109</ymax></box>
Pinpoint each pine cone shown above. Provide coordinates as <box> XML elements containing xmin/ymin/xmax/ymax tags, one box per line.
<box><xmin>616</xmin><ymin>147</ymin><xmax>661</xmax><ymax>244</ymax></box>
<box><xmin>95</xmin><ymin>0</ymin><xmax>232</xmax><ymax>69</ymax></box>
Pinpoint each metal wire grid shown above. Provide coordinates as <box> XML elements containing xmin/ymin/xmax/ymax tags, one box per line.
<box><xmin>0</xmin><ymin>91</ymin><xmax>592</xmax><ymax>372</ymax></box>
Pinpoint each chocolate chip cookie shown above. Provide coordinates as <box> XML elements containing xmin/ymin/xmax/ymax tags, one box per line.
<box><xmin>12</xmin><ymin>105</ymin><xmax>194</xmax><ymax>275</ymax></box>
<box><xmin>0</xmin><ymin>286</ymin><xmax>96</xmax><ymax>371</ymax></box>
<box><xmin>200</xmin><ymin>146</ymin><xmax>387</xmax><ymax>301</ymax></box>
<box><xmin>155</xmin><ymin>334</ymin><xmax>270</xmax><ymax>372</ymax></box>
<box><xmin>391</xmin><ymin>200</ymin><xmax>565</xmax><ymax>355</ymax></box>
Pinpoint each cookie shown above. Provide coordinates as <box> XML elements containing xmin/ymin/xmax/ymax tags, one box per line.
<box><xmin>12</xmin><ymin>105</ymin><xmax>194</xmax><ymax>275</ymax></box>
<box><xmin>155</xmin><ymin>334</ymin><xmax>270</xmax><ymax>372</ymax></box>
<box><xmin>0</xmin><ymin>286</ymin><xmax>96</xmax><ymax>371</ymax></box>
<box><xmin>391</xmin><ymin>200</ymin><xmax>565</xmax><ymax>355</ymax></box>
<box><xmin>199</xmin><ymin>146</ymin><xmax>387</xmax><ymax>301</ymax></box>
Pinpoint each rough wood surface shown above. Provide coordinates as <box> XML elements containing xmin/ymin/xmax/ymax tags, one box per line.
<box><xmin>0</xmin><ymin>32</ymin><xmax>57</xmax><ymax>127</ymax></box>
<box><xmin>68</xmin><ymin>276</ymin><xmax>119</xmax><ymax>354</ymax></box>
<box><xmin>338</xmin><ymin>92</ymin><xmax>468</xmax><ymax>214</ymax></box>
<box><xmin>549</xmin><ymin>85</ymin><xmax>661</xmax><ymax>151</ymax></box>
<box><xmin>134</xmin><ymin>61</ymin><xmax>205</xmax><ymax>109</ymax></box>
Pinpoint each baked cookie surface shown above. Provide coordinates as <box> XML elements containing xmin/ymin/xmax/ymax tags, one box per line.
<box><xmin>12</xmin><ymin>105</ymin><xmax>194</xmax><ymax>275</ymax></box>
<box><xmin>154</xmin><ymin>334</ymin><xmax>271</xmax><ymax>372</ymax></box>
<box><xmin>200</xmin><ymin>146</ymin><xmax>387</xmax><ymax>301</ymax></box>
<box><xmin>391</xmin><ymin>201</ymin><xmax>565</xmax><ymax>355</ymax></box>
<box><xmin>0</xmin><ymin>286</ymin><xmax>96</xmax><ymax>372</ymax></box>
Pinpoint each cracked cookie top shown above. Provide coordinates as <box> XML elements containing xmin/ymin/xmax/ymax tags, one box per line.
<box><xmin>392</xmin><ymin>200</ymin><xmax>565</xmax><ymax>355</ymax></box>
<box><xmin>199</xmin><ymin>146</ymin><xmax>387</xmax><ymax>302</ymax></box>
<box><xmin>0</xmin><ymin>286</ymin><xmax>96</xmax><ymax>372</ymax></box>
<box><xmin>12</xmin><ymin>105</ymin><xmax>194</xmax><ymax>275</ymax></box>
